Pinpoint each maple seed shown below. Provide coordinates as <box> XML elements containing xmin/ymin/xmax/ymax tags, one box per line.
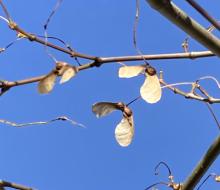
<box><xmin>92</xmin><ymin>102</ymin><xmax>119</xmax><ymax>118</ymax></box>
<box><xmin>60</xmin><ymin>66</ymin><xmax>78</xmax><ymax>84</ymax></box>
<box><xmin>140</xmin><ymin>73</ymin><xmax>162</xmax><ymax>104</ymax></box>
<box><xmin>38</xmin><ymin>72</ymin><xmax>57</xmax><ymax>94</ymax></box>
<box><xmin>92</xmin><ymin>101</ymin><xmax>134</xmax><ymax>147</ymax></box>
<box><xmin>118</xmin><ymin>65</ymin><xmax>146</xmax><ymax>78</ymax></box>
<box><xmin>118</xmin><ymin>65</ymin><xmax>162</xmax><ymax>104</ymax></box>
<box><xmin>115</xmin><ymin>114</ymin><xmax>134</xmax><ymax>147</ymax></box>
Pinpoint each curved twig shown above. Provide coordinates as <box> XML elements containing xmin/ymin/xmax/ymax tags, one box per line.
<box><xmin>0</xmin><ymin>116</ymin><xmax>85</xmax><ymax>128</ymax></box>
<box><xmin>154</xmin><ymin>161</ymin><xmax>172</xmax><ymax>179</ymax></box>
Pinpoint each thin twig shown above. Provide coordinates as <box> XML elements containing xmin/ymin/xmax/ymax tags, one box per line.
<box><xmin>154</xmin><ymin>161</ymin><xmax>172</xmax><ymax>178</ymax></box>
<box><xmin>0</xmin><ymin>38</ymin><xmax>24</xmax><ymax>53</ymax></box>
<box><xmin>43</xmin><ymin>0</ymin><xmax>64</xmax><ymax>62</ymax></box>
<box><xmin>44</xmin><ymin>0</ymin><xmax>63</xmax><ymax>30</ymax></box>
<box><xmin>197</xmin><ymin>173</ymin><xmax>217</xmax><ymax>190</ymax></box>
<box><xmin>160</xmin><ymin>79</ymin><xmax>220</xmax><ymax>103</ymax></box>
<box><xmin>197</xmin><ymin>76</ymin><xmax>220</xmax><ymax>89</ymax></box>
<box><xmin>205</xmin><ymin>103</ymin><xmax>220</xmax><ymax>130</ymax></box>
<box><xmin>0</xmin><ymin>15</ymin><xmax>9</xmax><ymax>23</ymax></box>
<box><xmin>133</xmin><ymin>0</ymin><xmax>149</xmax><ymax>65</ymax></box>
<box><xmin>185</xmin><ymin>0</ymin><xmax>220</xmax><ymax>31</ymax></box>
<box><xmin>0</xmin><ymin>0</ymin><xmax>11</xmax><ymax>21</ymax></box>
<box><xmin>8</xmin><ymin>22</ymin><xmax>96</xmax><ymax>60</ymax></box>
<box><xmin>0</xmin><ymin>116</ymin><xmax>85</xmax><ymax>128</ymax></box>
<box><xmin>145</xmin><ymin>182</ymin><xmax>169</xmax><ymax>190</ymax></box>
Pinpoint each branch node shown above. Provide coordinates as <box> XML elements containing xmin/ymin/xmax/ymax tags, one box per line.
<box><xmin>8</xmin><ymin>21</ymin><xmax>17</xmax><ymax>30</ymax></box>
<box><xmin>93</xmin><ymin>57</ymin><xmax>102</xmax><ymax>67</ymax></box>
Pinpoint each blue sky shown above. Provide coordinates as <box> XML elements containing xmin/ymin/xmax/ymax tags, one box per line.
<box><xmin>0</xmin><ymin>0</ymin><xmax>220</xmax><ymax>189</ymax></box>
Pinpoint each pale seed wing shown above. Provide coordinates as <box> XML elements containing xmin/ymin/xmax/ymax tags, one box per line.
<box><xmin>92</xmin><ymin>102</ymin><xmax>119</xmax><ymax>118</ymax></box>
<box><xmin>140</xmin><ymin>74</ymin><xmax>162</xmax><ymax>103</ymax></box>
<box><xmin>38</xmin><ymin>72</ymin><xmax>57</xmax><ymax>94</ymax></box>
<box><xmin>118</xmin><ymin>65</ymin><xmax>146</xmax><ymax>78</ymax></box>
<box><xmin>115</xmin><ymin>115</ymin><xmax>134</xmax><ymax>147</ymax></box>
<box><xmin>215</xmin><ymin>176</ymin><xmax>220</xmax><ymax>182</ymax></box>
<box><xmin>60</xmin><ymin>66</ymin><xmax>78</xmax><ymax>84</ymax></box>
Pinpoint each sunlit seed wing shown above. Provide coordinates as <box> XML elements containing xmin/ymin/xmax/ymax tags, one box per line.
<box><xmin>92</xmin><ymin>102</ymin><xmax>119</xmax><ymax>118</ymax></box>
<box><xmin>17</xmin><ymin>32</ymin><xmax>27</xmax><ymax>38</ymax></box>
<box><xmin>38</xmin><ymin>72</ymin><xmax>57</xmax><ymax>94</ymax></box>
<box><xmin>140</xmin><ymin>74</ymin><xmax>162</xmax><ymax>104</ymax></box>
<box><xmin>215</xmin><ymin>176</ymin><xmax>220</xmax><ymax>182</ymax></box>
<box><xmin>118</xmin><ymin>65</ymin><xmax>146</xmax><ymax>78</ymax></box>
<box><xmin>115</xmin><ymin>115</ymin><xmax>134</xmax><ymax>147</ymax></box>
<box><xmin>60</xmin><ymin>66</ymin><xmax>78</xmax><ymax>84</ymax></box>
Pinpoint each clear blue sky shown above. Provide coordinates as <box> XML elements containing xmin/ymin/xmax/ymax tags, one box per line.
<box><xmin>0</xmin><ymin>1</ymin><xmax>220</xmax><ymax>189</ymax></box>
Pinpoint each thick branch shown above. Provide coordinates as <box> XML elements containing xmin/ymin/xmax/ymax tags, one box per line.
<box><xmin>8</xmin><ymin>21</ymin><xmax>216</xmax><ymax>63</ymax></box>
<box><xmin>146</xmin><ymin>0</ymin><xmax>220</xmax><ymax>57</ymax></box>
<box><xmin>79</xmin><ymin>50</ymin><xmax>215</xmax><ymax>71</ymax></box>
<box><xmin>96</xmin><ymin>51</ymin><xmax>214</xmax><ymax>63</ymax></box>
<box><xmin>0</xmin><ymin>180</ymin><xmax>33</xmax><ymax>190</ymax></box>
<box><xmin>0</xmin><ymin>50</ymin><xmax>214</xmax><ymax>88</ymax></box>
<box><xmin>0</xmin><ymin>50</ymin><xmax>217</xmax><ymax>102</ymax></box>
<box><xmin>182</xmin><ymin>135</ymin><xmax>220</xmax><ymax>190</ymax></box>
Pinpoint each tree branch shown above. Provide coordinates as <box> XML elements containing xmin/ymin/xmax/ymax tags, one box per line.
<box><xmin>0</xmin><ymin>180</ymin><xmax>33</xmax><ymax>190</ymax></box>
<box><xmin>8</xmin><ymin>21</ymin><xmax>97</xmax><ymax>60</ymax></box>
<box><xmin>160</xmin><ymin>79</ymin><xmax>220</xmax><ymax>104</ymax></box>
<box><xmin>0</xmin><ymin>50</ymin><xmax>217</xmax><ymax>104</ymax></box>
<box><xmin>185</xmin><ymin>0</ymin><xmax>220</xmax><ymax>32</ymax></box>
<box><xmin>146</xmin><ymin>0</ymin><xmax>220</xmax><ymax>57</ymax></box>
<box><xmin>94</xmin><ymin>51</ymin><xmax>214</xmax><ymax>63</ymax></box>
<box><xmin>0</xmin><ymin>116</ymin><xmax>85</xmax><ymax>128</ymax></box>
<box><xmin>7</xmin><ymin>21</ymin><xmax>215</xmax><ymax>63</ymax></box>
<box><xmin>182</xmin><ymin>135</ymin><xmax>220</xmax><ymax>190</ymax></box>
<box><xmin>0</xmin><ymin>50</ymin><xmax>214</xmax><ymax>89</ymax></box>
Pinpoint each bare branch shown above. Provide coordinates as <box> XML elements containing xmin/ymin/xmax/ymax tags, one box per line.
<box><xmin>205</xmin><ymin>103</ymin><xmax>220</xmax><ymax>130</ymax></box>
<box><xmin>160</xmin><ymin>79</ymin><xmax>220</xmax><ymax>104</ymax></box>
<box><xmin>94</xmin><ymin>51</ymin><xmax>214</xmax><ymax>63</ymax></box>
<box><xmin>182</xmin><ymin>135</ymin><xmax>220</xmax><ymax>190</ymax></box>
<box><xmin>0</xmin><ymin>15</ymin><xmax>9</xmax><ymax>23</ymax></box>
<box><xmin>0</xmin><ymin>116</ymin><xmax>85</xmax><ymax>128</ymax></box>
<box><xmin>0</xmin><ymin>0</ymin><xmax>11</xmax><ymax>21</ymax></box>
<box><xmin>197</xmin><ymin>173</ymin><xmax>218</xmax><ymax>190</ymax></box>
<box><xmin>146</xmin><ymin>0</ymin><xmax>220</xmax><ymax>57</ymax></box>
<box><xmin>44</xmin><ymin>0</ymin><xmax>64</xmax><ymax>30</ymax></box>
<box><xmin>7</xmin><ymin>21</ymin><xmax>96</xmax><ymax>60</ymax></box>
<box><xmin>154</xmin><ymin>161</ymin><xmax>173</xmax><ymax>180</ymax></box>
<box><xmin>159</xmin><ymin>69</ymin><xmax>220</xmax><ymax>103</ymax></box>
<box><xmin>185</xmin><ymin>0</ymin><xmax>220</xmax><ymax>32</ymax></box>
<box><xmin>0</xmin><ymin>180</ymin><xmax>33</xmax><ymax>190</ymax></box>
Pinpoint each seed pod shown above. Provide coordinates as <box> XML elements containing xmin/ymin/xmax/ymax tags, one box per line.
<box><xmin>60</xmin><ymin>66</ymin><xmax>78</xmax><ymax>84</ymax></box>
<box><xmin>92</xmin><ymin>101</ymin><xmax>135</xmax><ymax>147</ymax></box>
<box><xmin>140</xmin><ymin>73</ymin><xmax>162</xmax><ymax>104</ymax></box>
<box><xmin>115</xmin><ymin>113</ymin><xmax>134</xmax><ymax>147</ymax></box>
<box><xmin>118</xmin><ymin>64</ymin><xmax>162</xmax><ymax>104</ymax></box>
<box><xmin>38</xmin><ymin>72</ymin><xmax>57</xmax><ymax>94</ymax></box>
<box><xmin>92</xmin><ymin>102</ymin><xmax>119</xmax><ymax>118</ymax></box>
<box><xmin>118</xmin><ymin>65</ymin><xmax>146</xmax><ymax>78</ymax></box>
